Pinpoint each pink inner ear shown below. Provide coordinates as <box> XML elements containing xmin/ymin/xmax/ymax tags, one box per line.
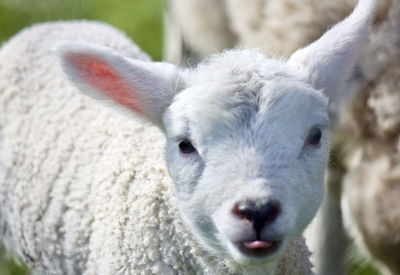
<box><xmin>69</xmin><ymin>54</ymin><xmax>143</xmax><ymax>114</ymax></box>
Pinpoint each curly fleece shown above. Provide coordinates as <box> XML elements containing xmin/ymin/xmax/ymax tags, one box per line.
<box><xmin>0</xmin><ymin>21</ymin><xmax>312</xmax><ymax>274</ymax></box>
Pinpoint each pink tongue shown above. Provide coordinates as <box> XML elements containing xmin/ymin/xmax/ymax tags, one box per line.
<box><xmin>243</xmin><ymin>240</ymin><xmax>272</xmax><ymax>249</ymax></box>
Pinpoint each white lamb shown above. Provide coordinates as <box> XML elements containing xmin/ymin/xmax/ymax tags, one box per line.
<box><xmin>0</xmin><ymin>0</ymin><xmax>374</xmax><ymax>273</ymax></box>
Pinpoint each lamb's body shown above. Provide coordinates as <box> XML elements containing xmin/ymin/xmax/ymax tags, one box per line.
<box><xmin>0</xmin><ymin>21</ymin><xmax>313</xmax><ymax>274</ymax></box>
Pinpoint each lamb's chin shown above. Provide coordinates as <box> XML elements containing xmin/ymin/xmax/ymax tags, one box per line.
<box><xmin>225</xmin><ymin>238</ymin><xmax>286</xmax><ymax>266</ymax></box>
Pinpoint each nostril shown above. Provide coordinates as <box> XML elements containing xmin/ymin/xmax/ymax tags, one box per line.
<box><xmin>233</xmin><ymin>201</ymin><xmax>257</xmax><ymax>221</ymax></box>
<box><xmin>263</xmin><ymin>203</ymin><xmax>280</xmax><ymax>223</ymax></box>
<box><xmin>233</xmin><ymin>200</ymin><xmax>281</xmax><ymax>233</ymax></box>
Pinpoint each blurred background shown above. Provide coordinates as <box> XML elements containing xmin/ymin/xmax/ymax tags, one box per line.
<box><xmin>0</xmin><ymin>0</ymin><xmax>163</xmax><ymax>60</ymax></box>
<box><xmin>0</xmin><ymin>0</ymin><xmax>383</xmax><ymax>274</ymax></box>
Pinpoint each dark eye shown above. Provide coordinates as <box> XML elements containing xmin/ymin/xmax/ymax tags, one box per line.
<box><xmin>179</xmin><ymin>139</ymin><xmax>196</xmax><ymax>154</ymax></box>
<box><xmin>306</xmin><ymin>127</ymin><xmax>322</xmax><ymax>146</ymax></box>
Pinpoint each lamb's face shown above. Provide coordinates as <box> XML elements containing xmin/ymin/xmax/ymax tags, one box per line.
<box><xmin>163</xmin><ymin>52</ymin><xmax>330</xmax><ymax>264</ymax></box>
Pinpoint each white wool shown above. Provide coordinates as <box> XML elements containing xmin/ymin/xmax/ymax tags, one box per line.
<box><xmin>342</xmin><ymin>151</ymin><xmax>400</xmax><ymax>275</ymax></box>
<box><xmin>0</xmin><ymin>21</ymin><xmax>312</xmax><ymax>274</ymax></box>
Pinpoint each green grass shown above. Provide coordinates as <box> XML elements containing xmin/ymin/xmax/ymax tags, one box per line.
<box><xmin>0</xmin><ymin>0</ymin><xmax>164</xmax><ymax>60</ymax></box>
<box><xmin>0</xmin><ymin>246</ymin><xmax>29</xmax><ymax>275</ymax></box>
<box><xmin>349</xmin><ymin>245</ymin><xmax>381</xmax><ymax>275</ymax></box>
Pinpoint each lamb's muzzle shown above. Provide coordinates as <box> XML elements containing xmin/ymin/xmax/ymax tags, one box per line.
<box><xmin>233</xmin><ymin>199</ymin><xmax>282</xmax><ymax>258</ymax></box>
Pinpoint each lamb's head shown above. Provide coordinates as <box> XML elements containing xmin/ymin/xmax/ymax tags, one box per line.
<box><xmin>162</xmin><ymin>53</ymin><xmax>330</xmax><ymax>265</ymax></box>
<box><xmin>56</xmin><ymin>0</ymin><xmax>374</xmax><ymax>268</ymax></box>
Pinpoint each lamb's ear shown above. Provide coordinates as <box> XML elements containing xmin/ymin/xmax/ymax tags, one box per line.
<box><xmin>288</xmin><ymin>0</ymin><xmax>375</xmax><ymax>101</ymax></box>
<box><xmin>55</xmin><ymin>42</ymin><xmax>183</xmax><ymax>127</ymax></box>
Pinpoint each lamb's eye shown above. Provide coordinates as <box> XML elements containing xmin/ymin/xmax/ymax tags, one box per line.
<box><xmin>306</xmin><ymin>127</ymin><xmax>322</xmax><ymax>146</ymax></box>
<box><xmin>179</xmin><ymin>139</ymin><xmax>196</xmax><ymax>154</ymax></box>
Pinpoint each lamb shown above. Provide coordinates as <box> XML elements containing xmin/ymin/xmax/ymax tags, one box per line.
<box><xmin>0</xmin><ymin>0</ymin><xmax>374</xmax><ymax>273</ymax></box>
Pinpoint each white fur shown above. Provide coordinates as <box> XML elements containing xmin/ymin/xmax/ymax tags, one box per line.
<box><xmin>0</xmin><ymin>2</ymin><xmax>374</xmax><ymax>272</ymax></box>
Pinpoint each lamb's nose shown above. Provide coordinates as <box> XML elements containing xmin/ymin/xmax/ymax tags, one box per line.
<box><xmin>233</xmin><ymin>200</ymin><xmax>281</xmax><ymax>234</ymax></box>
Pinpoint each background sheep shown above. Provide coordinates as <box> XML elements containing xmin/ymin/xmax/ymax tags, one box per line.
<box><xmin>164</xmin><ymin>0</ymin><xmax>400</xmax><ymax>274</ymax></box>
<box><xmin>164</xmin><ymin>0</ymin><xmax>389</xmax><ymax>64</ymax></box>
<box><xmin>339</xmin><ymin>3</ymin><xmax>400</xmax><ymax>273</ymax></box>
<box><xmin>0</xmin><ymin>0</ymin><xmax>374</xmax><ymax>273</ymax></box>
<box><xmin>164</xmin><ymin>0</ymin><xmax>358</xmax><ymax>65</ymax></box>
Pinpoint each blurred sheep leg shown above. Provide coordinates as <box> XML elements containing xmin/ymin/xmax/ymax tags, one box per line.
<box><xmin>306</xmin><ymin>154</ymin><xmax>350</xmax><ymax>275</ymax></box>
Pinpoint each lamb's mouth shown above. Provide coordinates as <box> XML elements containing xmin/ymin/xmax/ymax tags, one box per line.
<box><xmin>237</xmin><ymin>240</ymin><xmax>282</xmax><ymax>258</ymax></box>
